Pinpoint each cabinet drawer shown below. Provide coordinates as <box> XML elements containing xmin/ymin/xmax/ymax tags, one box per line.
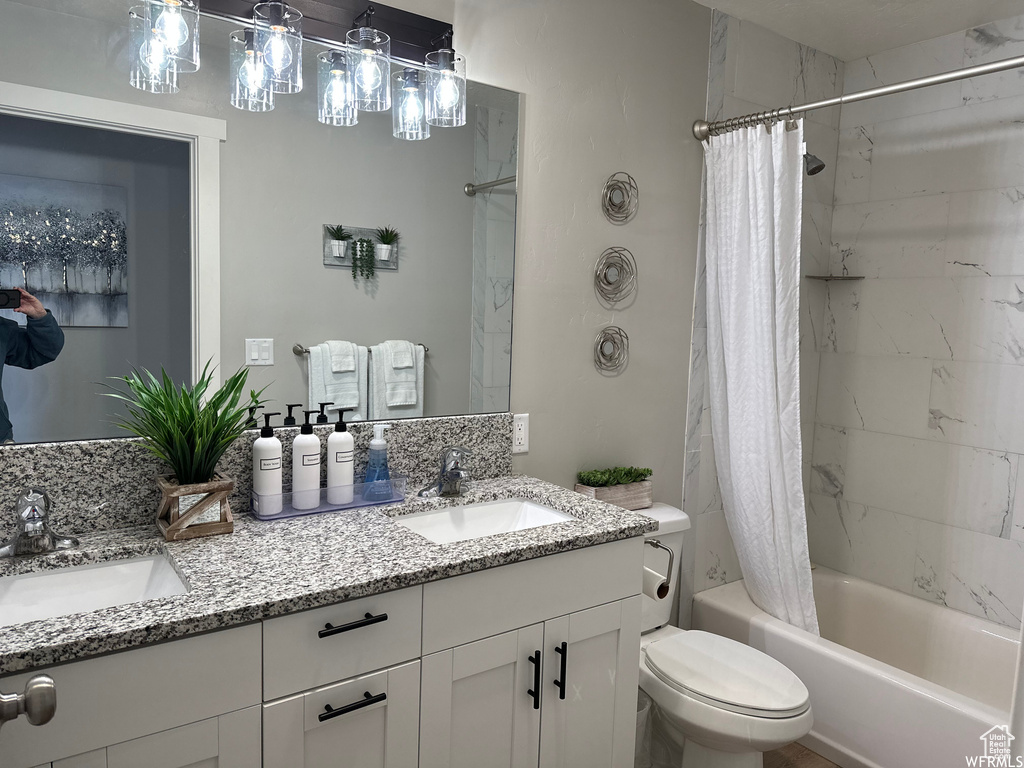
<box><xmin>422</xmin><ymin>538</ymin><xmax>643</xmax><ymax>654</ymax></box>
<box><xmin>263</xmin><ymin>585</ymin><xmax>422</xmax><ymax>700</ymax></box>
<box><xmin>0</xmin><ymin>623</ymin><xmax>261</xmax><ymax>768</ymax></box>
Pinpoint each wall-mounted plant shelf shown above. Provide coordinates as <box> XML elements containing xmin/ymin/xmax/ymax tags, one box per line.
<box><xmin>323</xmin><ymin>225</ymin><xmax>400</xmax><ymax>272</ymax></box>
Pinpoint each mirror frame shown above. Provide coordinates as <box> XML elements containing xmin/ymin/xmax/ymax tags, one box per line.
<box><xmin>0</xmin><ymin>80</ymin><xmax>226</xmax><ymax>387</ymax></box>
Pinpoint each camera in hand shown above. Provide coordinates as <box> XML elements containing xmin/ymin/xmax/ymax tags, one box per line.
<box><xmin>0</xmin><ymin>290</ymin><xmax>21</xmax><ymax>309</ymax></box>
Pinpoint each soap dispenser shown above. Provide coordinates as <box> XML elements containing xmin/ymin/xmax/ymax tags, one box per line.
<box><xmin>292</xmin><ymin>410</ymin><xmax>322</xmax><ymax>511</ymax></box>
<box><xmin>253</xmin><ymin>412</ymin><xmax>282</xmax><ymax>515</ymax></box>
<box><xmin>283</xmin><ymin>404</ymin><xmax>302</xmax><ymax>427</ymax></box>
<box><xmin>327</xmin><ymin>408</ymin><xmax>356</xmax><ymax>505</ymax></box>
<box><xmin>316</xmin><ymin>402</ymin><xmax>333</xmax><ymax>424</ymax></box>
<box><xmin>362</xmin><ymin>423</ymin><xmax>392</xmax><ymax>502</ymax></box>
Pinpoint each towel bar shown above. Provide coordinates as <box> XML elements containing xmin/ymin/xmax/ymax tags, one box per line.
<box><xmin>294</xmin><ymin>342</ymin><xmax>429</xmax><ymax>356</ymax></box>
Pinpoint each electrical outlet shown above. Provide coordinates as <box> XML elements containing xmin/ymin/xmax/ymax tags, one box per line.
<box><xmin>513</xmin><ymin>413</ymin><xmax>529</xmax><ymax>454</ymax></box>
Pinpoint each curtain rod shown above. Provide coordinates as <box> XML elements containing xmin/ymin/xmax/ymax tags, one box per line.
<box><xmin>464</xmin><ymin>175</ymin><xmax>517</xmax><ymax>197</ymax></box>
<box><xmin>692</xmin><ymin>52</ymin><xmax>1024</xmax><ymax>141</ymax></box>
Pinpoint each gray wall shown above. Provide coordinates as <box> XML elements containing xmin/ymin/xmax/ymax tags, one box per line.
<box><xmin>0</xmin><ymin>115</ymin><xmax>190</xmax><ymax>442</ymax></box>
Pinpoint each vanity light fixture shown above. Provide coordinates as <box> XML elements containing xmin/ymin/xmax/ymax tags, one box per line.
<box><xmin>393</xmin><ymin>68</ymin><xmax>429</xmax><ymax>141</ymax></box>
<box><xmin>128</xmin><ymin>4</ymin><xmax>180</xmax><ymax>94</ymax></box>
<box><xmin>254</xmin><ymin>1</ymin><xmax>303</xmax><ymax>94</ymax></box>
<box><xmin>347</xmin><ymin>6</ymin><xmax>391</xmax><ymax>112</ymax></box>
<box><xmin>425</xmin><ymin>28</ymin><xmax>466</xmax><ymax>128</ymax></box>
<box><xmin>230</xmin><ymin>29</ymin><xmax>274</xmax><ymax>112</ymax></box>
<box><xmin>317</xmin><ymin>50</ymin><xmax>357</xmax><ymax>126</ymax></box>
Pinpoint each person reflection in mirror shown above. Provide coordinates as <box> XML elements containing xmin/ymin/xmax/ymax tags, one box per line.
<box><xmin>1</xmin><ymin>288</ymin><xmax>64</xmax><ymax>443</ymax></box>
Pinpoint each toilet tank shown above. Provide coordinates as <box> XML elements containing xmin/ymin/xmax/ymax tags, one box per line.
<box><xmin>640</xmin><ymin>503</ymin><xmax>690</xmax><ymax>632</ymax></box>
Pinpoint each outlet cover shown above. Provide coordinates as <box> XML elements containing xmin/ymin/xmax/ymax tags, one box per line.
<box><xmin>513</xmin><ymin>413</ymin><xmax>529</xmax><ymax>454</ymax></box>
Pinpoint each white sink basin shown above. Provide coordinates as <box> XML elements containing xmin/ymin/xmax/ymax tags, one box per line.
<box><xmin>0</xmin><ymin>555</ymin><xmax>188</xmax><ymax>628</ymax></box>
<box><xmin>395</xmin><ymin>498</ymin><xmax>574</xmax><ymax>544</ymax></box>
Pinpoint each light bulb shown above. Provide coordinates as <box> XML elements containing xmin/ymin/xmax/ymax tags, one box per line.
<box><xmin>357</xmin><ymin>51</ymin><xmax>382</xmax><ymax>92</ymax></box>
<box><xmin>436</xmin><ymin>72</ymin><xmax>460</xmax><ymax>110</ymax></box>
<box><xmin>239</xmin><ymin>52</ymin><xmax>267</xmax><ymax>93</ymax></box>
<box><xmin>401</xmin><ymin>90</ymin><xmax>423</xmax><ymax>128</ymax></box>
<box><xmin>141</xmin><ymin>36</ymin><xmax>169</xmax><ymax>73</ymax></box>
<box><xmin>264</xmin><ymin>28</ymin><xmax>293</xmax><ymax>73</ymax></box>
<box><xmin>154</xmin><ymin>4</ymin><xmax>189</xmax><ymax>50</ymax></box>
<box><xmin>324</xmin><ymin>71</ymin><xmax>351</xmax><ymax>115</ymax></box>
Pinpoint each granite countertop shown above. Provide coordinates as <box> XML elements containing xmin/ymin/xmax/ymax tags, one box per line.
<box><xmin>0</xmin><ymin>476</ymin><xmax>657</xmax><ymax>676</ymax></box>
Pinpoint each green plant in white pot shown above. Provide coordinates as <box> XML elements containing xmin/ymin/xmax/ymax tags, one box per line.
<box><xmin>325</xmin><ymin>224</ymin><xmax>352</xmax><ymax>260</ymax></box>
<box><xmin>375</xmin><ymin>226</ymin><xmax>400</xmax><ymax>262</ymax></box>
<box><xmin>105</xmin><ymin>362</ymin><xmax>266</xmax><ymax>540</ymax></box>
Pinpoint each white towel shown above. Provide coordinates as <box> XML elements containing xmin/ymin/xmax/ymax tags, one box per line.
<box><xmin>326</xmin><ymin>340</ymin><xmax>356</xmax><ymax>373</ymax></box>
<box><xmin>381</xmin><ymin>340</ymin><xmax>418</xmax><ymax>406</ymax></box>
<box><xmin>369</xmin><ymin>343</ymin><xmax>424</xmax><ymax>419</ymax></box>
<box><xmin>308</xmin><ymin>343</ymin><xmax>368</xmax><ymax>421</ymax></box>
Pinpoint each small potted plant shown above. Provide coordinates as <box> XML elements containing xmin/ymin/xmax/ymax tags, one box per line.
<box><xmin>105</xmin><ymin>362</ymin><xmax>266</xmax><ymax>540</ymax></box>
<box><xmin>574</xmin><ymin>466</ymin><xmax>653</xmax><ymax>510</ymax></box>
<box><xmin>375</xmin><ymin>226</ymin><xmax>400</xmax><ymax>262</ymax></box>
<box><xmin>325</xmin><ymin>224</ymin><xmax>352</xmax><ymax>260</ymax></box>
<box><xmin>351</xmin><ymin>237</ymin><xmax>376</xmax><ymax>280</ymax></box>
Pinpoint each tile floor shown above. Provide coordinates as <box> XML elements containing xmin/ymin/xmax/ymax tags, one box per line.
<box><xmin>764</xmin><ymin>742</ymin><xmax>841</xmax><ymax>768</ymax></box>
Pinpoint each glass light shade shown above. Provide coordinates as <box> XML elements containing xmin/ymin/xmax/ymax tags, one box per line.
<box><xmin>146</xmin><ymin>0</ymin><xmax>200</xmax><ymax>73</ymax></box>
<box><xmin>393</xmin><ymin>68</ymin><xmax>429</xmax><ymax>141</ymax></box>
<box><xmin>317</xmin><ymin>50</ymin><xmax>357</xmax><ymax>126</ymax></box>
<box><xmin>346</xmin><ymin>27</ymin><xmax>391</xmax><ymax>112</ymax></box>
<box><xmin>230</xmin><ymin>29</ymin><xmax>274</xmax><ymax>112</ymax></box>
<box><xmin>425</xmin><ymin>49</ymin><xmax>466</xmax><ymax>127</ymax></box>
<box><xmin>254</xmin><ymin>2</ymin><xmax>303</xmax><ymax>94</ymax></box>
<box><xmin>129</xmin><ymin>6</ymin><xmax>180</xmax><ymax>94</ymax></box>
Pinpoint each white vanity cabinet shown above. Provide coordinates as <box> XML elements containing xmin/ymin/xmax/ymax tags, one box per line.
<box><xmin>419</xmin><ymin>537</ymin><xmax>644</xmax><ymax>768</ymax></box>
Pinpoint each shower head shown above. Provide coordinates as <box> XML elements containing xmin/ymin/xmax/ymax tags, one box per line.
<box><xmin>804</xmin><ymin>152</ymin><xmax>826</xmax><ymax>176</ymax></box>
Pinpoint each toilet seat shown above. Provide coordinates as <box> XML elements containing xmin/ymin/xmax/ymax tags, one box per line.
<box><xmin>643</xmin><ymin>630</ymin><xmax>809</xmax><ymax>719</ymax></box>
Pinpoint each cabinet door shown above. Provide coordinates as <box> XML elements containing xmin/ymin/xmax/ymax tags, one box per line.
<box><xmin>263</xmin><ymin>661</ymin><xmax>419</xmax><ymax>768</ymax></box>
<box><xmin>420</xmin><ymin>624</ymin><xmax>544</xmax><ymax>768</ymax></box>
<box><xmin>102</xmin><ymin>706</ymin><xmax>260</xmax><ymax>768</ymax></box>
<box><xmin>539</xmin><ymin>596</ymin><xmax>642</xmax><ymax>768</ymax></box>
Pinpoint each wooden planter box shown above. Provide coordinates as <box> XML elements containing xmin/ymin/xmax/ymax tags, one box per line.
<box><xmin>156</xmin><ymin>473</ymin><xmax>235</xmax><ymax>541</ymax></box>
<box><xmin>573</xmin><ymin>480</ymin><xmax>652</xmax><ymax>511</ymax></box>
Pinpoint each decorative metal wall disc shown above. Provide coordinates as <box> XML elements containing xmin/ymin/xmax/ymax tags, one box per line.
<box><xmin>594</xmin><ymin>326</ymin><xmax>629</xmax><ymax>373</ymax></box>
<box><xmin>595</xmin><ymin>247</ymin><xmax>637</xmax><ymax>303</ymax></box>
<box><xmin>601</xmin><ymin>172</ymin><xmax>639</xmax><ymax>224</ymax></box>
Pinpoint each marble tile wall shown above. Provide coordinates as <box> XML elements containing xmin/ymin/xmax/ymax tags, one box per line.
<box><xmin>470</xmin><ymin>105</ymin><xmax>517</xmax><ymax>413</ymax></box>
<box><xmin>810</xmin><ymin>14</ymin><xmax>1024</xmax><ymax>630</ymax></box>
<box><xmin>683</xmin><ymin>12</ymin><xmax>844</xmax><ymax>615</ymax></box>
<box><xmin>0</xmin><ymin>413</ymin><xmax>514</xmax><ymax>542</ymax></box>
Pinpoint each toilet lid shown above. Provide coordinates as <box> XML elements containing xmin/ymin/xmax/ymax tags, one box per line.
<box><xmin>644</xmin><ymin>631</ymin><xmax>809</xmax><ymax>719</ymax></box>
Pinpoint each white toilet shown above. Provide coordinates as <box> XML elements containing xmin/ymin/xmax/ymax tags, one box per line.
<box><xmin>638</xmin><ymin>504</ymin><xmax>812</xmax><ymax>768</ymax></box>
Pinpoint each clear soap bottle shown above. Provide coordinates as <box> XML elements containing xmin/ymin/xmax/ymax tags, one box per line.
<box><xmin>362</xmin><ymin>423</ymin><xmax>392</xmax><ymax>502</ymax></box>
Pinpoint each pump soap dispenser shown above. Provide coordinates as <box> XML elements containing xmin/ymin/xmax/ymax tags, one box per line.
<box><xmin>362</xmin><ymin>423</ymin><xmax>392</xmax><ymax>502</ymax></box>
<box><xmin>292</xmin><ymin>410</ymin><xmax>322</xmax><ymax>511</ymax></box>
<box><xmin>253</xmin><ymin>412</ymin><xmax>282</xmax><ymax>515</ymax></box>
<box><xmin>327</xmin><ymin>408</ymin><xmax>356</xmax><ymax>505</ymax></box>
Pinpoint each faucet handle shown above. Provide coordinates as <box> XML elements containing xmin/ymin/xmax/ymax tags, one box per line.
<box><xmin>440</xmin><ymin>446</ymin><xmax>473</xmax><ymax>469</ymax></box>
<box><xmin>15</xmin><ymin>488</ymin><xmax>50</xmax><ymax>522</ymax></box>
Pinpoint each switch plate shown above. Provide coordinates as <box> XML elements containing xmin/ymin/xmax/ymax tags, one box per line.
<box><xmin>513</xmin><ymin>413</ymin><xmax>529</xmax><ymax>454</ymax></box>
<box><xmin>245</xmin><ymin>338</ymin><xmax>274</xmax><ymax>366</ymax></box>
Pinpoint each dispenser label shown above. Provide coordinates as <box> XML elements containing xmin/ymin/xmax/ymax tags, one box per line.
<box><xmin>335</xmin><ymin>450</ymin><xmax>354</xmax><ymax>464</ymax></box>
<box><xmin>302</xmin><ymin>454</ymin><xmax>320</xmax><ymax>467</ymax></box>
<box><xmin>259</xmin><ymin>457</ymin><xmax>281</xmax><ymax>471</ymax></box>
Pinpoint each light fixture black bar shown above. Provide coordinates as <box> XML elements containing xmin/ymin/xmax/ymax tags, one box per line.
<box><xmin>200</xmin><ymin>0</ymin><xmax>452</xmax><ymax>64</ymax></box>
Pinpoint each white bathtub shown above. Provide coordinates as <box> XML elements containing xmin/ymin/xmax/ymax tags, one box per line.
<box><xmin>692</xmin><ymin>565</ymin><xmax>1019</xmax><ymax>768</ymax></box>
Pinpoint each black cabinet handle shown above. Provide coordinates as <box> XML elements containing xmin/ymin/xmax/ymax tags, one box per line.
<box><xmin>527</xmin><ymin>650</ymin><xmax>541</xmax><ymax>710</ymax></box>
<box><xmin>318</xmin><ymin>611</ymin><xmax>388</xmax><ymax>638</ymax></box>
<box><xmin>553</xmin><ymin>642</ymin><xmax>567</xmax><ymax>700</ymax></box>
<box><xmin>319</xmin><ymin>691</ymin><xmax>387</xmax><ymax>722</ymax></box>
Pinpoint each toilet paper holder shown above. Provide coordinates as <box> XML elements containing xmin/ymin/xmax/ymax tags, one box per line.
<box><xmin>645</xmin><ymin>538</ymin><xmax>674</xmax><ymax>592</ymax></box>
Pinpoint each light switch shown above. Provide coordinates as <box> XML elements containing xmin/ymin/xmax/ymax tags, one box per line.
<box><xmin>245</xmin><ymin>338</ymin><xmax>274</xmax><ymax>366</ymax></box>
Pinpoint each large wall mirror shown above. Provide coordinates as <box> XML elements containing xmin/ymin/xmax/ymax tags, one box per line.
<box><xmin>0</xmin><ymin>2</ymin><xmax>520</xmax><ymax>444</ymax></box>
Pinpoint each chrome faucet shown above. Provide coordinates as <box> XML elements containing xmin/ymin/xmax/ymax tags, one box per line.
<box><xmin>418</xmin><ymin>446</ymin><xmax>473</xmax><ymax>498</ymax></box>
<box><xmin>0</xmin><ymin>488</ymin><xmax>78</xmax><ymax>558</ymax></box>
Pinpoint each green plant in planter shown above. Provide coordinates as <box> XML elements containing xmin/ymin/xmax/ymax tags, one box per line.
<box><xmin>576</xmin><ymin>466</ymin><xmax>652</xmax><ymax>487</ymax></box>
<box><xmin>375</xmin><ymin>226</ymin><xmax>400</xmax><ymax>245</ymax></box>
<box><xmin>325</xmin><ymin>224</ymin><xmax>352</xmax><ymax>242</ymax></box>
<box><xmin>104</xmin><ymin>361</ymin><xmax>266</xmax><ymax>485</ymax></box>
<box><xmin>351</xmin><ymin>237</ymin><xmax>376</xmax><ymax>279</ymax></box>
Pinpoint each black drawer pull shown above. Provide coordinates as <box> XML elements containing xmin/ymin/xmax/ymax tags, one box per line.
<box><xmin>527</xmin><ymin>650</ymin><xmax>541</xmax><ymax>710</ymax></box>
<box><xmin>318</xmin><ymin>611</ymin><xmax>388</xmax><ymax>638</ymax></box>
<box><xmin>319</xmin><ymin>691</ymin><xmax>387</xmax><ymax>722</ymax></box>
<box><xmin>553</xmin><ymin>642</ymin><xmax>567</xmax><ymax>700</ymax></box>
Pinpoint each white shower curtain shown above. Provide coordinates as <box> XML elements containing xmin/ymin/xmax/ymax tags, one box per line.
<box><xmin>703</xmin><ymin>121</ymin><xmax>819</xmax><ymax>634</ymax></box>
